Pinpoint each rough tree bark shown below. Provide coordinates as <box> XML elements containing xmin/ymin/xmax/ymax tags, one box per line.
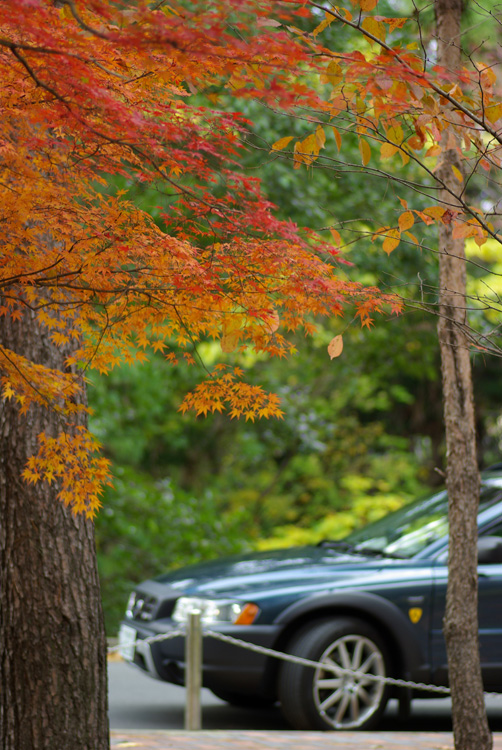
<box><xmin>436</xmin><ymin>0</ymin><xmax>492</xmax><ymax>747</ymax></box>
<box><xmin>0</xmin><ymin>301</ymin><xmax>109</xmax><ymax>750</ymax></box>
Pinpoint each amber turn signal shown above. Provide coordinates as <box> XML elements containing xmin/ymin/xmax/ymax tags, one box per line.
<box><xmin>234</xmin><ymin>603</ymin><xmax>260</xmax><ymax>625</ymax></box>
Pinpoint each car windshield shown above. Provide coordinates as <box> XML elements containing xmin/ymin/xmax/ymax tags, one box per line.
<box><xmin>340</xmin><ymin>483</ymin><xmax>502</xmax><ymax>559</ymax></box>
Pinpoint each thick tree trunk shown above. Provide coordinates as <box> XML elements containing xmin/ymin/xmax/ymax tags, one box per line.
<box><xmin>0</xmin><ymin>303</ymin><xmax>109</xmax><ymax>750</ymax></box>
<box><xmin>436</xmin><ymin>1</ymin><xmax>492</xmax><ymax>748</ymax></box>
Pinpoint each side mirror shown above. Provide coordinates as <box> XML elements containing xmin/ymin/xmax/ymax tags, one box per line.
<box><xmin>478</xmin><ymin>536</ymin><xmax>502</xmax><ymax>565</ymax></box>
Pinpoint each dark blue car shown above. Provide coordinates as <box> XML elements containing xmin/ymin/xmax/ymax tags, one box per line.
<box><xmin>119</xmin><ymin>472</ymin><xmax>502</xmax><ymax>730</ymax></box>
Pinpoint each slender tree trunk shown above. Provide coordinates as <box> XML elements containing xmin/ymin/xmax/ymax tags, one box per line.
<box><xmin>0</xmin><ymin>302</ymin><xmax>109</xmax><ymax>750</ymax></box>
<box><xmin>436</xmin><ymin>1</ymin><xmax>492</xmax><ymax>748</ymax></box>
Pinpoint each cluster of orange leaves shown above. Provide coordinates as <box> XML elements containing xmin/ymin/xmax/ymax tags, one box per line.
<box><xmin>178</xmin><ymin>364</ymin><xmax>284</xmax><ymax>421</ymax></box>
<box><xmin>0</xmin><ymin>0</ymin><xmax>399</xmax><ymax>514</ymax></box>
<box><xmin>274</xmin><ymin>0</ymin><xmax>502</xmax><ymax>255</ymax></box>
<box><xmin>22</xmin><ymin>429</ymin><xmax>112</xmax><ymax>518</ymax></box>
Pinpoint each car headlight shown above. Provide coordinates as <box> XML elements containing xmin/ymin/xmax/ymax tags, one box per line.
<box><xmin>172</xmin><ymin>596</ymin><xmax>259</xmax><ymax>625</ymax></box>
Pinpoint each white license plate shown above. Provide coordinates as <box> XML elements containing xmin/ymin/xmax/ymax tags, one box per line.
<box><xmin>118</xmin><ymin>624</ymin><xmax>137</xmax><ymax>661</ymax></box>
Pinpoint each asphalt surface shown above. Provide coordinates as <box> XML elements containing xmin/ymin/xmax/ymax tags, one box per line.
<box><xmin>108</xmin><ymin>661</ymin><xmax>502</xmax><ymax>732</ymax></box>
<box><xmin>109</xmin><ymin>661</ymin><xmax>502</xmax><ymax>749</ymax></box>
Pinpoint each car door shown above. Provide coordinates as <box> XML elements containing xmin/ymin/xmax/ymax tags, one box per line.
<box><xmin>430</xmin><ymin>520</ymin><xmax>502</xmax><ymax>688</ymax></box>
<box><xmin>477</xmin><ymin>519</ymin><xmax>502</xmax><ymax>688</ymax></box>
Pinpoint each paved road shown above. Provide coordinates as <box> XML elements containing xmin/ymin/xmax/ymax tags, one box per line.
<box><xmin>108</xmin><ymin>661</ymin><xmax>502</xmax><ymax>732</ymax></box>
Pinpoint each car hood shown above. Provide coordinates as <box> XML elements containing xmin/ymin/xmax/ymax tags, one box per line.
<box><xmin>154</xmin><ymin>545</ymin><xmax>409</xmax><ymax>599</ymax></box>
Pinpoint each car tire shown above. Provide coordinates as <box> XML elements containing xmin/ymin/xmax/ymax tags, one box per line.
<box><xmin>278</xmin><ymin>617</ymin><xmax>391</xmax><ymax>730</ymax></box>
<box><xmin>209</xmin><ymin>688</ymin><xmax>275</xmax><ymax>709</ymax></box>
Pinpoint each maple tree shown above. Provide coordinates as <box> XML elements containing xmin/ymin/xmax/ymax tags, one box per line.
<box><xmin>0</xmin><ymin>1</ymin><xmax>395</xmax><ymax>748</ymax></box>
<box><xmin>0</xmin><ymin>0</ymin><xmax>395</xmax><ymax>517</ymax></box>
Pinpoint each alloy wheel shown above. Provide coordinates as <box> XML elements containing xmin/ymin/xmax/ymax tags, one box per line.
<box><xmin>312</xmin><ymin>633</ymin><xmax>386</xmax><ymax>729</ymax></box>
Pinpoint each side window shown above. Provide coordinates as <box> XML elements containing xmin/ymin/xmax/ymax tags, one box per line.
<box><xmin>481</xmin><ymin>521</ymin><xmax>502</xmax><ymax>538</ymax></box>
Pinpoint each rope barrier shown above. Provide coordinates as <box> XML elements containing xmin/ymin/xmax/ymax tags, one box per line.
<box><xmin>111</xmin><ymin>623</ymin><xmax>502</xmax><ymax>698</ymax></box>
<box><xmin>202</xmin><ymin>629</ymin><xmax>453</xmax><ymax>696</ymax></box>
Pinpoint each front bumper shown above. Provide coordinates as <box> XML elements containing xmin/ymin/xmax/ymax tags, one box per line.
<box><xmin>119</xmin><ymin>618</ymin><xmax>281</xmax><ymax>697</ymax></box>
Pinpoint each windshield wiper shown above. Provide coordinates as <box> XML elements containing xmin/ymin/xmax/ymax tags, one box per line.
<box><xmin>317</xmin><ymin>540</ymin><xmax>407</xmax><ymax>560</ymax></box>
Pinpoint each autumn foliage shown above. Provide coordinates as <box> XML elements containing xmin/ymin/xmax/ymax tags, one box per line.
<box><xmin>272</xmin><ymin>1</ymin><xmax>502</xmax><ymax>254</ymax></box>
<box><xmin>4</xmin><ymin>0</ymin><xmax>499</xmax><ymax>517</ymax></box>
<box><xmin>0</xmin><ymin>0</ymin><xmax>399</xmax><ymax>516</ymax></box>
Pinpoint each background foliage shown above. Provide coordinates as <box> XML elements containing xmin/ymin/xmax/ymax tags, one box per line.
<box><xmin>91</xmin><ymin>11</ymin><xmax>502</xmax><ymax>634</ymax></box>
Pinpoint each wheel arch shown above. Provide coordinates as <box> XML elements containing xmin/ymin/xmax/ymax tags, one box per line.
<box><xmin>262</xmin><ymin>591</ymin><xmax>427</xmax><ymax>698</ymax></box>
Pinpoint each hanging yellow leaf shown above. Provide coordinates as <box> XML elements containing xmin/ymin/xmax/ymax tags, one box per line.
<box><xmin>302</xmin><ymin>133</ymin><xmax>319</xmax><ymax>153</ymax></box>
<box><xmin>313</xmin><ymin>10</ymin><xmax>337</xmax><ymax>36</ymax></box>
<box><xmin>424</xmin><ymin>206</ymin><xmax>446</xmax><ymax>220</ymax></box>
<box><xmin>372</xmin><ymin>225</ymin><xmax>388</xmax><ymax>242</ymax></box>
<box><xmin>399</xmin><ymin>149</ymin><xmax>410</xmax><ymax>166</ymax></box>
<box><xmin>328</xmin><ymin>334</ymin><xmax>344</xmax><ymax>359</ymax></box>
<box><xmin>386</xmin><ymin>124</ymin><xmax>403</xmax><ymax>145</ymax></box>
<box><xmin>322</xmin><ymin>60</ymin><xmax>343</xmax><ymax>87</ymax></box>
<box><xmin>315</xmin><ymin>125</ymin><xmax>326</xmax><ymax>150</ymax></box>
<box><xmin>398</xmin><ymin>211</ymin><xmax>415</xmax><ymax>232</ymax></box>
<box><xmin>452</xmin><ymin>165</ymin><xmax>463</xmax><ymax>182</ymax></box>
<box><xmin>380</xmin><ymin>142</ymin><xmax>398</xmax><ymax>159</ymax></box>
<box><xmin>359</xmin><ymin>0</ymin><xmax>379</xmax><ymax>10</ymax></box>
<box><xmin>332</xmin><ymin>127</ymin><xmax>342</xmax><ymax>151</ymax></box>
<box><xmin>486</xmin><ymin>103</ymin><xmax>502</xmax><ymax>124</ymax></box>
<box><xmin>313</xmin><ymin>18</ymin><xmax>330</xmax><ymax>36</ymax></box>
<box><xmin>293</xmin><ymin>133</ymin><xmax>320</xmax><ymax>167</ymax></box>
<box><xmin>359</xmin><ymin>139</ymin><xmax>371</xmax><ymax>165</ymax></box>
<box><xmin>382</xmin><ymin>228</ymin><xmax>400</xmax><ymax>254</ymax></box>
<box><xmin>404</xmin><ymin>231</ymin><xmax>419</xmax><ymax>245</ymax></box>
<box><xmin>270</xmin><ymin>136</ymin><xmax>295</xmax><ymax>152</ymax></box>
<box><xmin>293</xmin><ymin>140</ymin><xmax>306</xmax><ymax>169</ymax></box>
<box><xmin>361</xmin><ymin>16</ymin><xmax>386</xmax><ymax>43</ymax></box>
